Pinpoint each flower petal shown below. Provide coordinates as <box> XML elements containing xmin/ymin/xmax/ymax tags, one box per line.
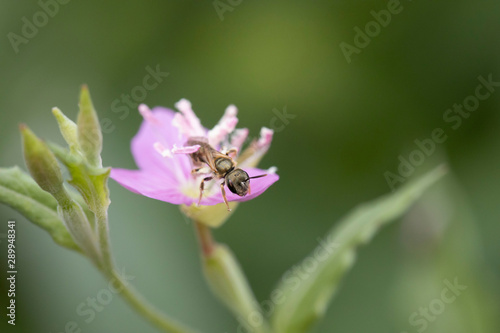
<box><xmin>131</xmin><ymin>106</ymin><xmax>193</xmax><ymax>181</ymax></box>
<box><xmin>110</xmin><ymin>168</ymin><xmax>192</xmax><ymax>205</ymax></box>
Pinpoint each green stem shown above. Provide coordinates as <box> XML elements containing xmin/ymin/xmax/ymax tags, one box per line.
<box><xmin>105</xmin><ymin>267</ymin><xmax>198</xmax><ymax>333</ymax></box>
<box><xmin>194</xmin><ymin>221</ymin><xmax>215</xmax><ymax>256</ymax></box>
<box><xmin>96</xmin><ymin>209</ymin><xmax>113</xmax><ymax>271</ymax></box>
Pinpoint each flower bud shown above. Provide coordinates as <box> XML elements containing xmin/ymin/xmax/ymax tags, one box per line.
<box><xmin>77</xmin><ymin>85</ymin><xmax>103</xmax><ymax>168</ymax></box>
<box><xmin>203</xmin><ymin>243</ymin><xmax>269</xmax><ymax>332</ymax></box>
<box><xmin>52</xmin><ymin>107</ymin><xmax>79</xmax><ymax>153</ymax></box>
<box><xmin>20</xmin><ymin>124</ymin><xmax>64</xmax><ymax>195</ymax></box>
<box><xmin>57</xmin><ymin>199</ymin><xmax>101</xmax><ymax>265</ymax></box>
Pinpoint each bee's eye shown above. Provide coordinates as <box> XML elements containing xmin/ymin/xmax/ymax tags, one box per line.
<box><xmin>227</xmin><ymin>179</ymin><xmax>234</xmax><ymax>191</ymax></box>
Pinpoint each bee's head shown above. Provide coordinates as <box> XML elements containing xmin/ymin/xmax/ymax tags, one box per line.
<box><xmin>226</xmin><ymin>168</ymin><xmax>250</xmax><ymax>196</ymax></box>
<box><xmin>226</xmin><ymin>169</ymin><xmax>268</xmax><ymax>196</ymax></box>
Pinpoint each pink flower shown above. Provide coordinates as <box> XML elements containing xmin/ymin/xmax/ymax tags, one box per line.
<box><xmin>110</xmin><ymin>99</ymin><xmax>279</xmax><ymax>209</ymax></box>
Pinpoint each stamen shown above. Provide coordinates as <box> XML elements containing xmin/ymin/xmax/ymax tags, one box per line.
<box><xmin>207</xmin><ymin>104</ymin><xmax>239</xmax><ymax>146</ymax></box>
<box><xmin>175</xmin><ymin>98</ymin><xmax>192</xmax><ymax>113</ymax></box>
<box><xmin>208</xmin><ymin>117</ymin><xmax>239</xmax><ymax>147</ymax></box>
<box><xmin>236</xmin><ymin>127</ymin><xmax>274</xmax><ymax>168</ymax></box>
<box><xmin>153</xmin><ymin>142</ymin><xmax>172</xmax><ymax>158</ymax></box>
<box><xmin>172</xmin><ymin>144</ymin><xmax>201</xmax><ymax>154</ymax></box>
<box><xmin>138</xmin><ymin>104</ymin><xmax>160</xmax><ymax>124</ymax></box>
<box><xmin>172</xmin><ymin>113</ymin><xmax>191</xmax><ymax>138</ymax></box>
<box><xmin>230</xmin><ymin>128</ymin><xmax>249</xmax><ymax>150</ymax></box>
<box><xmin>267</xmin><ymin>166</ymin><xmax>278</xmax><ymax>174</ymax></box>
<box><xmin>257</xmin><ymin>127</ymin><xmax>274</xmax><ymax>148</ymax></box>
<box><xmin>174</xmin><ymin>99</ymin><xmax>205</xmax><ymax>137</ymax></box>
<box><xmin>223</xmin><ymin>104</ymin><xmax>238</xmax><ymax>119</ymax></box>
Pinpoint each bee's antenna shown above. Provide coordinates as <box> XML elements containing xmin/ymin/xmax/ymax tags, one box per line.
<box><xmin>249</xmin><ymin>174</ymin><xmax>267</xmax><ymax>179</ymax></box>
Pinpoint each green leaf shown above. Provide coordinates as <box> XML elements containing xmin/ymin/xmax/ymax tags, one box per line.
<box><xmin>0</xmin><ymin>167</ymin><xmax>79</xmax><ymax>252</ymax></box>
<box><xmin>270</xmin><ymin>165</ymin><xmax>448</xmax><ymax>333</ymax></box>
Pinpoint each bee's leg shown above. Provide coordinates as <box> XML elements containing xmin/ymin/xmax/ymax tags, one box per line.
<box><xmin>225</xmin><ymin>148</ymin><xmax>238</xmax><ymax>158</ymax></box>
<box><xmin>197</xmin><ymin>176</ymin><xmax>213</xmax><ymax>206</ymax></box>
<box><xmin>192</xmin><ymin>167</ymin><xmax>211</xmax><ymax>175</ymax></box>
<box><xmin>220</xmin><ymin>181</ymin><xmax>231</xmax><ymax>211</ymax></box>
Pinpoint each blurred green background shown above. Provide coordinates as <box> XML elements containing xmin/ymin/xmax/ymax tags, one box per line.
<box><xmin>1</xmin><ymin>0</ymin><xmax>499</xmax><ymax>332</ymax></box>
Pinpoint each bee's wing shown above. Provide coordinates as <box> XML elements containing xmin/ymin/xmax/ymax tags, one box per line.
<box><xmin>192</xmin><ymin>141</ymin><xmax>221</xmax><ymax>173</ymax></box>
<box><xmin>186</xmin><ymin>136</ymin><xmax>208</xmax><ymax>145</ymax></box>
<box><xmin>203</xmin><ymin>149</ymin><xmax>218</xmax><ymax>173</ymax></box>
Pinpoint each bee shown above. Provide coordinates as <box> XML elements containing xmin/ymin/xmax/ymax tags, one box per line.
<box><xmin>186</xmin><ymin>137</ymin><xmax>266</xmax><ymax>211</ymax></box>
